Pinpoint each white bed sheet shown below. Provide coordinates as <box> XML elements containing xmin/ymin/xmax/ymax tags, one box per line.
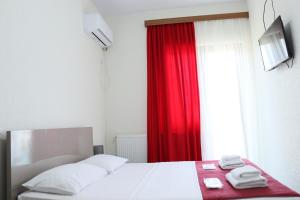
<box><xmin>18</xmin><ymin>162</ymin><xmax>300</xmax><ymax>200</ymax></box>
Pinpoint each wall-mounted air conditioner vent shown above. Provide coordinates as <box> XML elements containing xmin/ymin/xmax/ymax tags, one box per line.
<box><xmin>84</xmin><ymin>13</ymin><xmax>113</xmax><ymax>48</ymax></box>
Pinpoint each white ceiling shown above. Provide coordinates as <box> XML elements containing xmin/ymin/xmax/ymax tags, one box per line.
<box><xmin>93</xmin><ymin>0</ymin><xmax>242</xmax><ymax>16</ymax></box>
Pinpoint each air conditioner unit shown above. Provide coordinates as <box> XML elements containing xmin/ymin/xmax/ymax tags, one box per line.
<box><xmin>84</xmin><ymin>13</ymin><xmax>113</xmax><ymax>48</ymax></box>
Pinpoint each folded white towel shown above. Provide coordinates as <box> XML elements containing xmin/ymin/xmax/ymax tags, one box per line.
<box><xmin>219</xmin><ymin>159</ymin><xmax>245</xmax><ymax>169</ymax></box>
<box><xmin>231</xmin><ymin>165</ymin><xmax>261</xmax><ymax>179</ymax></box>
<box><xmin>226</xmin><ymin>172</ymin><xmax>268</xmax><ymax>189</ymax></box>
<box><xmin>221</xmin><ymin>155</ymin><xmax>241</xmax><ymax>162</ymax></box>
<box><xmin>221</xmin><ymin>159</ymin><xmax>244</xmax><ymax>166</ymax></box>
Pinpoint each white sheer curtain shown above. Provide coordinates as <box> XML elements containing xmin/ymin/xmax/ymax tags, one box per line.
<box><xmin>195</xmin><ymin>19</ymin><xmax>257</xmax><ymax>160</ymax></box>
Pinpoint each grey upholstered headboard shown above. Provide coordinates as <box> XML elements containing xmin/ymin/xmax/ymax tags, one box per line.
<box><xmin>6</xmin><ymin>127</ymin><xmax>93</xmax><ymax>200</ymax></box>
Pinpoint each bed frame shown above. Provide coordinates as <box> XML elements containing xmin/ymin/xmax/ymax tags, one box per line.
<box><xmin>6</xmin><ymin>127</ymin><xmax>94</xmax><ymax>200</ymax></box>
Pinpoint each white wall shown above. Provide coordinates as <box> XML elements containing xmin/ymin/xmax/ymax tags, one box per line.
<box><xmin>104</xmin><ymin>0</ymin><xmax>248</xmax><ymax>154</ymax></box>
<box><xmin>0</xmin><ymin>0</ymin><xmax>106</xmax><ymax>199</ymax></box>
<box><xmin>0</xmin><ymin>0</ymin><xmax>106</xmax><ymax>144</ymax></box>
<box><xmin>247</xmin><ymin>0</ymin><xmax>300</xmax><ymax>192</ymax></box>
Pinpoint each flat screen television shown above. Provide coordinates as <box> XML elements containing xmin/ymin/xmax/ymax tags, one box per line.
<box><xmin>259</xmin><ymin>16</ymin><xmax>293</xmax><ymax>71</ymax></box>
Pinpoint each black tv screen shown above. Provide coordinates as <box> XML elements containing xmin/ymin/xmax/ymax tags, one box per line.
<box><xmin>259</xmin><ymin>16</ymin><xmax>292</xmax><ymax>71</ymax></box>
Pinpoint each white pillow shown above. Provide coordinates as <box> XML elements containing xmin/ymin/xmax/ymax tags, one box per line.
<box><xmin>81</xmin><ymin>154</ymin><xmax>128</xmax><ymax>173</ymax></box>
<box><xmin>23</xmin><ymin>163</ymin><xmax>107</xmax><ymax>195</ymax></box>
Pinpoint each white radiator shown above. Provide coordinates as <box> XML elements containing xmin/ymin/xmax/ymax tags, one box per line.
<box><xmin>116</xmin><ymin>135</ymin><xmax>147</xmax><ymax>163</ymax></box>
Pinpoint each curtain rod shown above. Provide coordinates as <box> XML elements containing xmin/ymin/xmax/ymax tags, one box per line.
<box><xmin>144</xmin><ymin>12</ymin><xmax>249</xmax><ymax>27</ymax></box>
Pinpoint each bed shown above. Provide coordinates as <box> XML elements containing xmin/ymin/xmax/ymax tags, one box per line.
<box><xmin>6</xmin><ymin>128</ymin><xmax>300</xmax><ymax>200</ymax></box>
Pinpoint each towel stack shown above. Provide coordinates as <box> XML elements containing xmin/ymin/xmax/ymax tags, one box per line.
<box><xmin>219</xmin><ymin>155</ymin><xmax>245</xmax><ymax>169</ymax></box>
<box><xmin>226</xmin><ymin>165</ymin><xmax>268</xmax><ymax>189</ymax></box>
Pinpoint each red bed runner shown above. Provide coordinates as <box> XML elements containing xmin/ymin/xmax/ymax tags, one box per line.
<box><xmin>196</xmin><ymin>160</ymin><xmax>300</xmax><ymax>200</ymax></box>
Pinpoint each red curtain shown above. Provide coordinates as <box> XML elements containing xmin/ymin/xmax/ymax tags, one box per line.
<box><xmin>147</xmin><ymin>23</ymin><xmax>202</xmax><ymax>162</ymax></box>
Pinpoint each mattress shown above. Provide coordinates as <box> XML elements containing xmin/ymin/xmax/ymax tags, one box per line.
<box><xmin>18</xmin><ymin>162</ymin><xmax>300</xmax><ymax>200</ymax></box>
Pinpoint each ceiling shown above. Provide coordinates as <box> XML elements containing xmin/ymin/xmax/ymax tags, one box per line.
<box><xmin>93</xmin><ymin>0</ymin><xmax>242</xmax><ymax>16</ymax></box>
